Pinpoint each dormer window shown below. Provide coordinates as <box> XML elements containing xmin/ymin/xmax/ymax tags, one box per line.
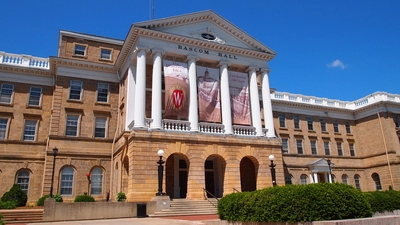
<box><xmin>100</xmin><ymin>48</ymin><xmax>112</xmax><ymax>60</ymax></box>
<box><xmin>74</xmin><ymin>44</ymin><xmax>87</xmax><ymax>56</ymax></box>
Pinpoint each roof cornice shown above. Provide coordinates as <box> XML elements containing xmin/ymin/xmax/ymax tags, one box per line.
<box><xmin>50</xmin><ymin>57</ymin><xmax>116</xmax><ymax>73</ymax></box>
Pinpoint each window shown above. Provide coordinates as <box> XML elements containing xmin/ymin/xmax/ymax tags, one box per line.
<box><xmin>60</xmin><ymin>167</ymin><xmax>74</xmax><ymax>195</ymax></box>
<box><xmin>94</xmin><ymin>117</ymin><xmax>107</xmax><ymax>138</ymax></box>
<box><xmin>307</xmin><ymin>117</ymin><xmax>313</xmax><ymax>130</ymax></box>
<box><xmin>300</xmin><ymin>174</ymin><xmax>308</xmax><ymax>185</ymax></box>
<box><xmin>28</xmin><ymin>87</ymin><xmax>42</xmax><ymax>106</ymax></box>
<box><xmin>394</xmin><ymin>116</ymin><xmax>400</xmax><ymax>128</ymax></box>
<box><xmin>100</xmin><ymin>49</ymin><xmax>112</xmax><ymax>60</ymax></box>
<box><xmin>324</xmin><ymin>141</ymin><xmax>330</xmax><ymax>155</ymax></box>
<box><xmin>333</xmin><ymin>120</ymin><xmax>339</xmax><ymax>133</ymax></box>
<box><xmin>354</xmin><ymin>174</ymin><xmax>361</xmax><ymax>190</ymax></box>
<box><xmin>296</xmin><ymin>139</ymin><xmax>303</xmax><ymax>154</ymax></box>
<box><xmin>0</xmin><ymin>118</ymin><xmax>9</xmax><ymax>140</ymax></box>
<box><xmin>345</xmin><ymin>121</ymin><xmax>351</xmax><ymax>134</ymax></box>
<box><xmin>74</xmin><ymin>44</ymin><xmax>86</xmax><ymax>56</ymax></box>
<box><xmin>90</xmin><ymin>167</ymin><xmax>103</xmax><ymax>195</ymax></box>
<box><xmin>320</xmin><ymin>118</ymin><xmax>327</xmax><ymax>132</ymax></box>
<box><xmin>311</xmin><ymin>140</ymin><xmax>317</xmax><ymax>155</ymax></box>
<box><xmin>0</xmin><ymin>84</ymin><xmax>14</xmax><ymax>104</ymax></box>
<box><xmin>97</xmin><ymin>83</ymin><xmax>109</xmax><ymax>103</ymax></box>
<box><xmin>337</xmin><ymin>142</ymin><xmax>343</xmax><ymax>156</ymax></box>
<box><xmin>23</xmin><ymin>120</ymin><xmax>37</xmax><ymax>141</ymax></box>
<box><xmin>16</xmin><ymin>170</ymin><xmax>30</xmax><ymax>194</ymax></box>
<box><xmin>349</xmin><ymin>143</ymin><xmax>355</xmax><ymax>156</ymax></box>
<box><xmin>281</xmin><ymin>138</ymin><xmax>289</xmax><ymax>154</ymax></box>
<box><xmin>372</xmin><ymin>173</ymin><xmax>382</xmax><ymax>191</ymax></box>
<box><xmin>285</xmin><ymin>174</ymin><xmax>293</xmax><ymax>185</ymax></box>
<box><xmin>278</xmin><ymin>113</ymin><xmax>285</xmax><ymax>128</ymax></box>
<box><xmin>66</xmin><ymin>115</ymin><xmax>79</xmax><ymax>136</ymax></box>
<box><xmin>342</xmin><ymin>174</ymin><xmax>348</xmax><ymax>185</ymax></box>
<box><xmin>293</xmin><ymin>115</ymin><xmax>300</xmax><ymax>129</ymax></box>
<box><xmin>69</xmin><ymin>80</ymin><xmax>83</xmax><ymax>100</ymax></box>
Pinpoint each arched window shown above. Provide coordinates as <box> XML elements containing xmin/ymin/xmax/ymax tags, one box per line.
<box><xmin>60</xmin><ymin>167</ymin><xmax>74</xmax><ymax>195</ymax></box>
<box><xmin>354</xmin><ymin>174</ymin><xmax>361</xmax><ymax>190</ymax></box>
<box><xmin>331</xmin><ymin>174</ymin><xmax>336</xmax><ymax>183</ymax></box>
<box><xmin>90</xmin><ymin>167</ymin><xmax>103</xmax><ymax>195</ymax></box>
<box><xmin>285</xmin><ymin>174</ymin><xmax>293</xmax><ymax>185</ymax></box>
<box><xmin>16</xmin><ymin>170</ymin><xmax>30</xmax><ymax>194</ymax></box>
<box><xmin>341</xmin><ymin>174</ymin><xmax>348</xmax><ymax>185</ymax></box>
<box><xmin>300</xmin><ymin>174</ymin><xmax>308</xmax><ymax>185</ymax></box>
<box><xmin>372</xmin><ymin>173</ymin><xmax>382</xmax><ymax>191</ymax></box>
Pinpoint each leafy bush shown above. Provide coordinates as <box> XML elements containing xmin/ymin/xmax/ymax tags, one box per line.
<box><xmin>0</xmin><ymin>214</ymin><xmax>4</xmax><ymax>225</ymax></box>
<box><xmin>218</xmin><ymin>183</ymin><xmax>373</xmax><ymax>223</ymax></box>
<box><xmin>1</xmin><ymin>184</ymin><xmax>27</xmax><ymax>207</ymax></box>
<box><xmin>363</xmin><ymin>190</ymin><xmax>400</xmax><ymax>213</ymax></box>
<box><xmin>117</xmin><ymin>192</ymin><xmax>126</xmax><ymax>202</ymax></box>
<box><xmin>74</xmin><ymin>195</ymin><xmax>95</xmax><ymax>202</ymax></box>
<box><xmin>37</xmin><ymin>194</ymin><xmax>63</xmax><ymax>206</ymax></box>
<box><xmin>0</xmin><ymin>200</ymin><xmax>16</xmax><ymax>209</ymax></box>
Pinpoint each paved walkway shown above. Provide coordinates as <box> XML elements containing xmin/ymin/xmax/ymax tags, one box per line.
<box><xmin>21</xmin><ymin>215</ymin><xmax>220</xmax><ymax>225</ymax></box>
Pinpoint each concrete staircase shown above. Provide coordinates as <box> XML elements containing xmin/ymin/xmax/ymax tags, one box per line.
<box><xmin>0</xmin><ymin>209</ymin><xmax>43</xmax><ymax>224</ymax></box>
<box><xmin>149</xmin><ymin>199</ymin><xmax>218</xmax><ymax>217</ymax></box>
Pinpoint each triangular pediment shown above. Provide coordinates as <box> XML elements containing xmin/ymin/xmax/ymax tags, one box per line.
<box><xmin>133</xmin><ymin>10</ymin><xmax>275</xmax><ymax>54</ymax></box>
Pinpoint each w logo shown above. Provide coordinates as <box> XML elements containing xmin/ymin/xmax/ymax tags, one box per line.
<box><xmin>172</xmin><ymin>89</ymin><xmax>184</xmax><ymax>109</ymax></box>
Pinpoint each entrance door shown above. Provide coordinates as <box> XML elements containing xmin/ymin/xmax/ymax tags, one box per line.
<box><xmin>205</xmin><ymin>170</ymin><xmax>215</xmax><ymax>197</ymax></box>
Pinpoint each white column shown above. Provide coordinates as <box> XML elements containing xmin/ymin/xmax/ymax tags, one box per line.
<box><xmin>133</xmin><ymin>47</ymin><xmax>149</xmax><ymax>128</ymax></box>
<box><xmin>309</xmin><ymin>173</ymin><xmax>314</xmax><ymax>184</ymax></box>
<box><xmin>219</xmin><ymin>61</ymin><xmax>232</xmax><ymax>135</ymax></box>
<box><xmin>150</xmin><ymin>49</ymin><xmax>165</xmax><ymax>130</ymax></box>
<box><xmin>248</xmin><ymin>66</ymin><xmax>263</xmax><ymax>136</ymax></box>
<box><xmin>261</xmin><ymin>68</ymin><xmax>276</xmax><ymax>137</ymax></box>
<box><xmin>187</xmin><ymin>55</ymin><xmax>200</xmax><ymax>132</ymax></box>
<box><xmin>313</xmin><ymin>173</ymin><xmax>319</xmax><ymax>183</ymax></box>
<box><xmin>328</xmin><ymin>172</ymin><xmax>332</xmax><ymax>183</ymax></box>
<box><xmin>126</xmin><ymin>66</ymin><xmax>136</xmax><ymax>130</ymax></box>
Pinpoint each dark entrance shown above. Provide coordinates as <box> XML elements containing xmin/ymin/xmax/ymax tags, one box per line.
<box><xmin>240</xmin><ymin>157</ymin><xmax>257</xmax><ymax>192</ymax></box>
<box><xmin>166</xmin><ymin>154</ymin><xmax>189</xmax><ymax>199</ymax></box>
<box><xmin>204</xmin><ymin>155</ymin><xmax>225</xmax><ymax>198</ymax></box>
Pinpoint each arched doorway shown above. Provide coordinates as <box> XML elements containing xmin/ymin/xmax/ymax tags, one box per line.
<box><xmin>240</xmin><ymin>157</ymin><xmax>257</xmax><ymax>191</ymax></box>
<box><xmin>166</xmin><ymin>154</ymin><xmax>189</xmax><ymax>199</ymax></box>
<box><xmin>204</xmin><ymin>155</ymin><xmax>226</xmax><ymax>198</ymax></box>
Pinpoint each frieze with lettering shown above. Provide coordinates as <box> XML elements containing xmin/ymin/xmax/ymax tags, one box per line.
<box><xmin>178</xmin><ymin>45</ymin><xmax>238</xmax><ymax>60</ymax></box>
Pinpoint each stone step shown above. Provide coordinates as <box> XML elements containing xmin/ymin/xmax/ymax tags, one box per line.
<box><xmin>149</xmin><ymin>199</ymin><xmax>218</xmax><ymax>217</ymax></box>
<box><xmin>0</xmin><ymin>209</ymin><xmax>43</xmax><ymax>224</ymax></box>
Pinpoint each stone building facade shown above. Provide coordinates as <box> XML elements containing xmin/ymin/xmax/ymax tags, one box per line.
<box><xmin>0</xmin><ymin>11</ymin><xmax>399</xmax><ymax>204</ymax></box>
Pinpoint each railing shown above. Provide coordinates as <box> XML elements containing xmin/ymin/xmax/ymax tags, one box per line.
<box><xmin>203</xmin><ymin>188</ymin><xmax>219</xmax><ymax>208</ymax></box>
<box><xmin>0</xmin><ymin>51</ymin><xmax>49</xmax><ymax>69</ymax></box>
<box><xmin>162</xmin><ymin>119</ymin><xmax>190</xmax><ymax>132</ymax></box>
<box><xmin>199</xmin><ymin>122</ymin><xmax>224</xmax><ymax>134</ymax></box>
<box><xmin>232</xmin><ymin>187</ymin><xmax>240</xmax><ymax>193</ymax></box>
<box><xmin>233</xmin><ymin>125</ymin><xmax>256</xmax><ymax>136</ymax></box>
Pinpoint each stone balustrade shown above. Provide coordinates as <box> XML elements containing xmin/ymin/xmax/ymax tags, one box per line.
<box><xmin>233</xmin><ymin>125</ymin><xmax>256</xmax><ymax>136</ymax></box>
<box><xmin>162</xmin><ymin>119</ymin><xmax>191</xmax><ymax>132</ymax></box>
<box><xmin>199</xmin><ymin>122</ymin><xmax>225</xmax><ymax>134</ymax></box>
<box><xmin>0</xmin><ymin>51</ymin><xmax>49</xmax><ymax>69</ymax></box>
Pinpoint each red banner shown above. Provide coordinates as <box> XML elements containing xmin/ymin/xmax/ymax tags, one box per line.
<box><xmin>229</xmin><ymin>71</ymin><xmax>250</xmax><ymax>125</ymax></box>
<box><xmin>197</xmin><ymin>66</ymin><xmax>221</xmax><ymax>122</ymax></box>
<box><xmin>163</xmin><ymin>60</ymin><xmax>189</xmax><ymax>118</ymax></box>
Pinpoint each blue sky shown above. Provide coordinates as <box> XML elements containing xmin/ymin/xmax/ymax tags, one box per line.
<box><xmin>1</xmin><ymin>0</ymin><xmax>398</xmax><ymax>101</ymax></box>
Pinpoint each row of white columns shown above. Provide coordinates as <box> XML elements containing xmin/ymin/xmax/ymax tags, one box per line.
<box><xmin>128</xmin><ymin>47</ymin><xmax>276</xmax><ymax>138</ymax></box>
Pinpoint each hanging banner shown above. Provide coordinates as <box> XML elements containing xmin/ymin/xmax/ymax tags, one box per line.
<box><xmin>163</xmin><ymin>60</ymin><xmax>189</xmax><ymax>118</ymax></box>
<box><xmin>229</xmin><ymin>71</ymin><xmax>251</xmax><ymax>125</ymax></box>
<box><xmin>197</xmin><ymin>66</ymin><xmax>221</xmax><ymax>122</ymax></box>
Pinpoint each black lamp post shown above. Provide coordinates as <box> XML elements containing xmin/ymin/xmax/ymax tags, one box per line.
<box><xmin>327</xmin><ymin>159</ymin><xmax>332</xmax><ymax>183</ymax></box>
<box><xmin>156</xmin><ymin>149</ymin><xmax>165</xmax><ymax>196</ymax></box>
<box><xmin>50</xmin><ymin>147</ymin><xmax>58</xmax><ymax>198</ymax></box>
<box><xmin>269</xmin><ymin>155</ymin><xmax>277</xmax><ymax>187</ymax></box>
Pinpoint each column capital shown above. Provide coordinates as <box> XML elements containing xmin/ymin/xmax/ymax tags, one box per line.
<box><xmin>135</xmin><ymin>46</ymin><xmax>150</xmax><ymax>53</ymax></box>
<box><xmin>260</xmin><ymin>67</ymin><xmax>270</xmax><ymax>73</ymax></box>
<box><xmin>218</xmin><ymin>60</ymin><xmax>231</xmax><ymax>67</ymax></box>
<box><xmin>246</xmin><ymin>65</ymin><xmax>259</xmax><ymax>73</ymax></box>
<box><xmin>186</xmin><ymin>54</ymin><xmax>200</xmax><ymax>62</ymax></box>
<box><xmin>151</xmin><ymin>48</ymin><xmax>165</xmax><ymax>55</ymax></box>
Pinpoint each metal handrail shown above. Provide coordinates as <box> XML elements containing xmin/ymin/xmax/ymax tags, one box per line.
<box><xmin>232</xmin><ymin>187</ymin><xmax>240</xmax><ymax>193</ymax></box>
<box><xmin>202</xmin><ymin>188</ymin><xmax>219</xmax><ymax>208</ymax></box>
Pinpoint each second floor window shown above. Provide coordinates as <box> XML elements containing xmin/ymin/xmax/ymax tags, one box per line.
<box><xmin>69</xmin><ymin>80</ymin><xmax>82</xmax><ymax>100</ymax></box>
<box><xmin>349</xmin><ymin>143</ymin><xmax>356</xmax><ymax>156</ymax></box>
<box><xmin>345</xmin><ymin>121</ymin><xmax>351</xmax><ymax>134</ymax></box>
<box><xmin>282</xmin><ymin>138</ymin><xmax>288</xmax><ymax>154</ymax></box>
<box><xmin>23</xmin><ymin>120</ymin><xmax>37</xmax><ymax>141</ymax></box>
<box><xmin>97</xmin><ymin>83</ymin><xmax>109</xmax><ymax>103</ymax></box>
<box><xmin>0</xmin><ymin>84</ymin><xmax>14</xmax><ymax>104</ymax></box>
<box><xmin>320</xmin><ymin>118</ymin><xmax>327</xmax><ymax>132</ymax></box>
<box><xmin>0</xmin><ymin>118</ymin><xmax>8</xmax><ymax>140</ymax></box>
<box><xmin>94</xmin><ymin>117</ymin><xmax>107</xmax><ymax>138</ymax></box>
<box><xmin>337</xmin><ymin>142</ymin><xmax>343</xmax><ymax>156</ymax></box>
<box><xmin>324</xmin><ymin>141</ymin><xmax>330</xmax><ymax>155</ymax></box>
<box><xmin>333</xmin><ymin>120</ymin><xmax>339</xmax><ymax>133</ymax></box>
<box><xmin>66</xmin><ymin>115</ymin><xmax>79</xmax><ymax>136</ymax></box>
<box><xmin>296</xmin><ymin>139</ymin><xmax>303</xmax><ymax>154</ymax></box>
<box><xmin>28</xmin><ymin>87</ymin><xmax>42</xmax><ymax>106</ymax></box>
<box><xmin>307</xmin><ymin>117</ymin><xmax>313</xmax><ymax>130</ymax></box>
<box><xmin>278</xmin><ymin>114</ymin><xmax>285</xmax><ymax>128</ymax></box>
<box><xmin>311</xmin><ymin>140</ymin><xmax>317</xmax><ymax>155</ymax></box>
<box><xmin>293</xmin><ymin>115</ymin><xmax>300</xmax><ymax>129</ymax></box>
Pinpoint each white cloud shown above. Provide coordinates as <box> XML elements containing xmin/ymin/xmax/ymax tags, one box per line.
<box><xmin>326</xmin><ymin>59</ymin><xmax>346</xmax><ymax>69</ymax></box>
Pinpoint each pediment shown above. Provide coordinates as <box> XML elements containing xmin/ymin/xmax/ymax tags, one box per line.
<box><xmin>133</xmin><ymin>10</ymin><xmax>276</xmax><ymax>54</ymax></box>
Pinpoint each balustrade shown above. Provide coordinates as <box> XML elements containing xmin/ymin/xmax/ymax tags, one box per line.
<box><xmin>162</xmin><ymin>119</ymin><xmax>190</xmax><ymax>132</ymax></box>
<box><xmin>0</xmin><ymin>52</ymin><xmax>49</xmax><ymax>69</ymax></box>
<box><xmin>233</xmin><ymin>125</ymin><xmax>256</xmax><ymax>136</ymax></box>
<box><xmin>198</xmin><ymin>122</ymin><xmax>224</xmax><ymax>134</ymax></box>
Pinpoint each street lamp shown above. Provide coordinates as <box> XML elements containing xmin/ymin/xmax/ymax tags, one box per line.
<box><xmin>327</xmin><ymin>159</ymin><xmax>332</xmax><ymax>183</ymax></box>
<box><xmin>50</xmin><ymin>147</ymin><xmax>58</xmax><ymax>198</ymax></box>
<box><xmin>269</xmin><ymin>155</ymin><xmax>277</xmax><ymax>187</ymax></box>
<box><xmin>156</xmin><ymin>149</ymin><xmax>165</xmax><ymax>196</ymax></box>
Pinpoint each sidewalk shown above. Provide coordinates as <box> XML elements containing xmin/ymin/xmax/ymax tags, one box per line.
<box><xmin>22</xmin><ymin>214</ymin><xmax>220</xmax><ymax>225</ymax></box>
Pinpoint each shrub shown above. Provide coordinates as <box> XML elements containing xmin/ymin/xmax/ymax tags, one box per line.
<box><xmin>37</xmin><ymin>194</ymin><xmax>63</xmax><ymax>206</ymax></box>
<box><xmin>1</xmin><ymin>184</ymin><xmax>27</xmax><ymax>207</ymax></box>
<box><xmin>117</xmin><ymin>192</ymin><xmax>126</xmax><ymax>202</ymax></box>
<box><xmin>0</xmin><ymin>214</ymin><xmax>4</xmax><ymax>225</ymax></box>
<box><xmin>363</xmin><ymin>190</ymin><xmax>400</xmax><ymax>213</ymax></box>
<box><xmin>0</xmin><ymin>200</ymin><xmax>16</xmax><ymax>209</ymax></box>
<box><xmin>218</xmin><ymin>183</ymin><xmax>373</xmax><ymax>223</ymax></box>
<box><xmin>74</xmin><ymin>195</ymin><xmax>95</xmax><ymax>202</ymax></box>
